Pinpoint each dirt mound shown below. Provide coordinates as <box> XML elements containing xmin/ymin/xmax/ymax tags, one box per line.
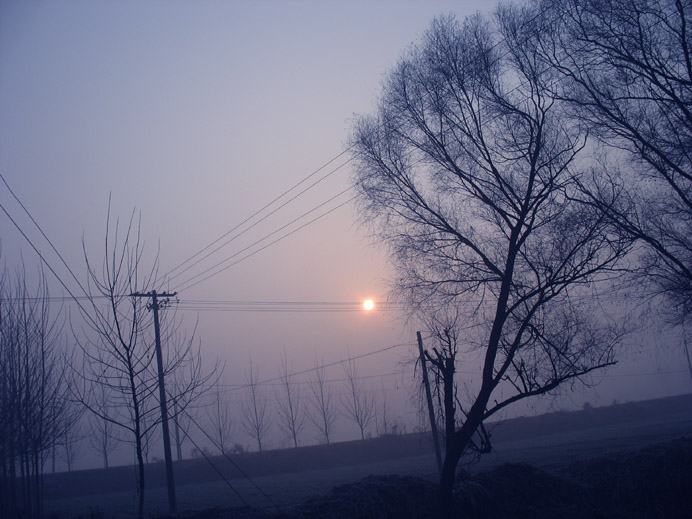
<box><xmin>287</xmin><ymin>474</ymin><xmax>438</xmax><ymax>519</ymax></box>
<box><xmin>449</xmin><ymin>437</ymin><xmax>692</xmax><ymax>518</ymax></box>
<box><xmin>159</xmin><ymin>475</ymin><xmax>438</xmax><ymax>519</ymax></box>
<box><xmin>564</xmin><ymin>437</ymin><xmax>692</xmax><ymax>518</ymax></box>
<box><xmin>167</xmin><ymin>506</ymin><xmax>274</xmax><ymax>519</ymax></box>
<box><xmin>453</xmin><ymin>463</ymin><xmax>588</xmax><ymax>518</ymax></box>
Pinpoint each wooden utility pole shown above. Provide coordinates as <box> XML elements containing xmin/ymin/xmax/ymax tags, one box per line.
<box><xmin>131</xmin><ymin>290</ymin><xmax>177</xmax><ymax>514</ymax></box>
<box><xmin>417</xmin><ymin>331</ymin><xmax>443</xmax><ymax>474</ymax></box>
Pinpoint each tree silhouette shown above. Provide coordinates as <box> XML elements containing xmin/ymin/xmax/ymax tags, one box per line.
<box><xmin>306</xmin><ymin>354</ymin><xmax>338</xmax><ymax>444</ymax></box>
<box><xmin>351</xmin><ymin>10</ymin><xmax>630</xmax><ymax>513</ymax></box>
<box><xmin>206</xmin><ymin>388</ymin><xmax>235</xmax><ymax>455</ymax></box>
<box><xmin>341</xmin><ymin>355</ymin><xmax>375</xmax><ymax>441</ymax></box>
<box><xmin>240</xmin><ymin>357</ymin><xmax>272</xmax><ymax>452</ymax></box>
<box><xmin>276</xmin><ymin>351</ymin><xmax>306</xmax><ymax>448</ymax></box>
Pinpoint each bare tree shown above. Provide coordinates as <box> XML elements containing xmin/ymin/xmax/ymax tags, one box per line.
<box><xmin>537</xmin><ymin>0</ymin><xmax>692</xmax><ymax>321</ymax></box>
<box><xmin>172</xmin><ymin>402</ymin><xmax>185</xmax><ymax>461</ymax></box>
<box><xmin>60</xmin><ymin>426</ymin><xmax>83</xmax><ymax>472</ymax></box>
<box><xmin>306</xmin><ymin>354</ymin><xmax>338</xmax><ymax>444</ymax></box>
<box><xmin>0</xmin><ymin>264</ymin><xmax>74</xmax><ymax>518</ymax></box>
<box><xmin>240</xmin><ymin>357</ymin><xmax>271</xmax><ymax>452</ymax></box>
<box><xmin>341</xmin><ymin>356</ymin><xmax>375</xmax><ymax>440</ymax></box>
<box><xmin>206</xmin><ymin>388</ymin><xmax>235</xmax><ymax>455</ymax></box>
<box><xmin>74</xmin><ymin>205</ymin><xmax>213</xmax><ymax>519</ymax></box>
<box><xmin>375</xmin><ymin>380</ymin><xmax>391</xmax><ymax>437</ymax></box>
<box><xmin>275</xmin><ymin>351</ymin><xmax>306</xmax><ymax>448</ymax></box>
<box><xmin>351</xmin><ymin>9</ymin><xmax>629</xmax><ymax>512</ymax></box>
<box><xmin>87</xmin><ymin>383</ymin><xmax>120</xmax><ymax>468</ymax></box>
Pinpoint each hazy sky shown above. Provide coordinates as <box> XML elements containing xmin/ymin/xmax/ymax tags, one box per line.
<box><xmin>2</xmin><ymin>0</ymin><xmax>691</xmax><ymax>464</ymax></box>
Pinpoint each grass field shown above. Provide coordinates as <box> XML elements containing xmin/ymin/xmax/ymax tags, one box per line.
<box><xmin>44</xmin><ymin>393</ymin><xmax>692</xmax><ymax>518</ymax></box>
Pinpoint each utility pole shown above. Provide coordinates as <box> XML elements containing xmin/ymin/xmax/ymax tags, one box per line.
<box><xmin>131</xmin><ymin>290</ymin><xmax>177</xmax><ymax>514</ymax></box>
<box><xmin>417</xmin><ymin>331</ymin><xmax>443</xmax><ymax>474</ymax></box>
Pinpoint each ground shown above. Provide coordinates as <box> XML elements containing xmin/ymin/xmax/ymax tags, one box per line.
<box><xmin>45</xmin><ymin>393</ymin><xmax>692</xmax><ymax>518</ymax></box>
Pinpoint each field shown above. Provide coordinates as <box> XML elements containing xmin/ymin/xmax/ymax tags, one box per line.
<box><xmin>44</xmin><ymin>393</ymin><xmax>692</xmax><ymax>518</ymax></box>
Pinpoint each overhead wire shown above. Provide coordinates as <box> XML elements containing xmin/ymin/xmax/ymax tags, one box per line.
<box><xmin>0</xmin><ymin>295</ymin><xmax>109</xmax><ymax>303</ymax></box>
<box><xmin>165</xmin><ymin>4</ymin><xmax>562</xmax><ymax>294</ymax></box>
<box><xmin>179</xmin><ymin>404</ymin><xmax>283</xmax><ymax>513</ymax></box>
<box><xmin>225</xmin><ymin>341</ymin><xmax>413</xmax><ymax>394</ymax></box>
<box><xmin>161</xmin><ymin>148</ymin><xmax>354</xmax><ymax>283</ymax></box>
<box><xmin>165</xmin><ymin>157</ymin><xmax>352</xmax><ymax>285</ymax></box>
<box><xmin>0</xmin><ymin>173</ymin><xmax>107</xmax><ymax>329</ymax></box>
<box><xmin>176</xmin><ymin>419</ymin><xmax>252</xmax><ymax>508</ymax></box>
<box><xmin>213</xmin><ymin>371</ymin><xmax>405</xmax><ymax>389</ymax></box>
<box><xmin>0</xmin><ymin>198</ymin><xmax>103</xmax><ymax>330</ymax></box>
<box><xmin>158</xmin><ymin>341</ymin><xmax>419</xmax><ymax>508</ymax></box>
<box><xmin>1</xmin><ymin>2</ymin><xmax>562</xmax><ymax>304</ymax></box>
<box><xmin>177</xmin><ymin>192</ymin><xmax>357</xmax><ymax>292</ymax></box>
<box><xmin>174</xmin><ymin>299</ymin><xmax>406</xmax><ymax>313</ymax></box>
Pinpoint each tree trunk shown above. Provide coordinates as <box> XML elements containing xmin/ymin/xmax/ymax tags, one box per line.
<box><xmin>439</xmin><ymin>367</ymin><xmax>460</xmax><ymax>516</ymax></box>
<box><xmin>136</xmin><ymin>435</ymin><xmax>145</xmax><ymax>519</ymax></box>
<box><xmin>438</xmin><ymin>444</ymin><xmax>462</xmax><ymax>517</ymax></box>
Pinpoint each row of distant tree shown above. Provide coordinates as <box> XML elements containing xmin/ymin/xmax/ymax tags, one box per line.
<box><xmin>203</xmin><ymin>353</ymin><xmax>406</xmax><ymax>456</ymax></box>
<box><xmin>35</xmin><ymin>353</ymin><xmax>408</xmax><ymax>471</ymax></box>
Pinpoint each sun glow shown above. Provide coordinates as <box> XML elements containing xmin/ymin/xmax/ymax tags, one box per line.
<box><xmin>363</xmin><ymin>299</ymin><xmax>375</xmax><ymax>311</ymax></box>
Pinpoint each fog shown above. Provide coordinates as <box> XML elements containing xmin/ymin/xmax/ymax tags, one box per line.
<box><xmin>1</xmin><ymin>0</ymin><xmax>691</xmax><ymax>479</ymax></box>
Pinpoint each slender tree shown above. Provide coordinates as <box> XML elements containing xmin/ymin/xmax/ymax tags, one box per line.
<box><xmin>275</xmin><ymin>351</ymin><xmax>306</xmax><ymax>448</ymax></box>
<box><xmin>376</xmin><ymin>379</ymin><xmax>391</xmax><ymax>437</ymax></box>
<box><xmin>206</xmin><ymin>389</ymin><xmax>234</xmax><ymax>456</ymax></box>
<box><xmin>87</xmin><ymin>383</ymin><xmax>120</xmax><ymax>469</ymax></box>
<box><xmin>240</xmin><ymin>357</ymin><xmax>271</xmax><ymax>452</ymax></box>
<box><xmin>60</xmin><ymin>426</ymin><xmax>83</xmax><ymax>472</ymax></box>
<box><xmin>341</xmin><ymin>356</ymin><xmax>375</xmax><ymax>440</ymax></box>
<box><xmin>306</xmin><ymin>354</ymin><xmax>338</xmax><ymax>444</ymax></box>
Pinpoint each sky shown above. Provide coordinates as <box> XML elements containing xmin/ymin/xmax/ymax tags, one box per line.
<box><xmin>2</xmin><ymin>0</ymin><xmax>691</xmax><ymax>468</ymax></box>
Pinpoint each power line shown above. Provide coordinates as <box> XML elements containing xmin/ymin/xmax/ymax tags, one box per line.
<box><xmin>174</xmin><ymin>299</ymin><xmax>405</xmax><ymax>313</ymax></box>
<box><xmin>162</xmin><ymin>121</ymin><xmax>387</xmax><ymax>292</ymax></box>
<box><xmin>225</xmin><ymin>342</ymin><xmax>413</xmax><ymax>394</ymax></box>
<box><xmin>180</xmin><ymin>405</ymin><xmax>282</xmax><ymax>513</ymax></box>
<box><xmin>0</xmin><ymin>199</ymin><xmax>100</xmax><ymax>329</ymax></box>
<box><xmin>0</xmin><ymin>289</ymin><xmax>633</xmax><ymax>306</ymax></box>
<box><xmin>166</xmin><ymin>158</ymin><xmax>352</xmax><ymax>285</ymax></box>
<box><xmin>175</xmin><ymin>419</ymin><xmax>252</xmax><ymax>508</ymax></box>
<box><xmin>205</xmin><ymin>371</ymin><xmax>407</xmax><ymax>390</ymax></box>
<box><xmin>1</xmin><ymin>3</ymin><xmax>558</xmax><ymax>307</ymax></box>
<box><xmin>162</xmin><ymin>150</ymin><xmax>354</xmax><ymax>284</ymax></box>
<box><xmin>177</xmin><ymin>193</ymin><xmax>357</xmax><ymax>292</ymax></box>
<box><xmin>0</xmin><ymin>295</ymin><xmax>109</xmax><ymax>303</ymax></box>
<box><xmin>0</xmin><ymin>173</ymin><xmax>103</xmax><ymax>328</ymax></box>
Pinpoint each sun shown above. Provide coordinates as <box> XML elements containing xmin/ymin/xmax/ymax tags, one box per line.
<box><xmin>363</xmin><ymin>299</ymin><xmax>375</xmax><ymax>311</ymax></box>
